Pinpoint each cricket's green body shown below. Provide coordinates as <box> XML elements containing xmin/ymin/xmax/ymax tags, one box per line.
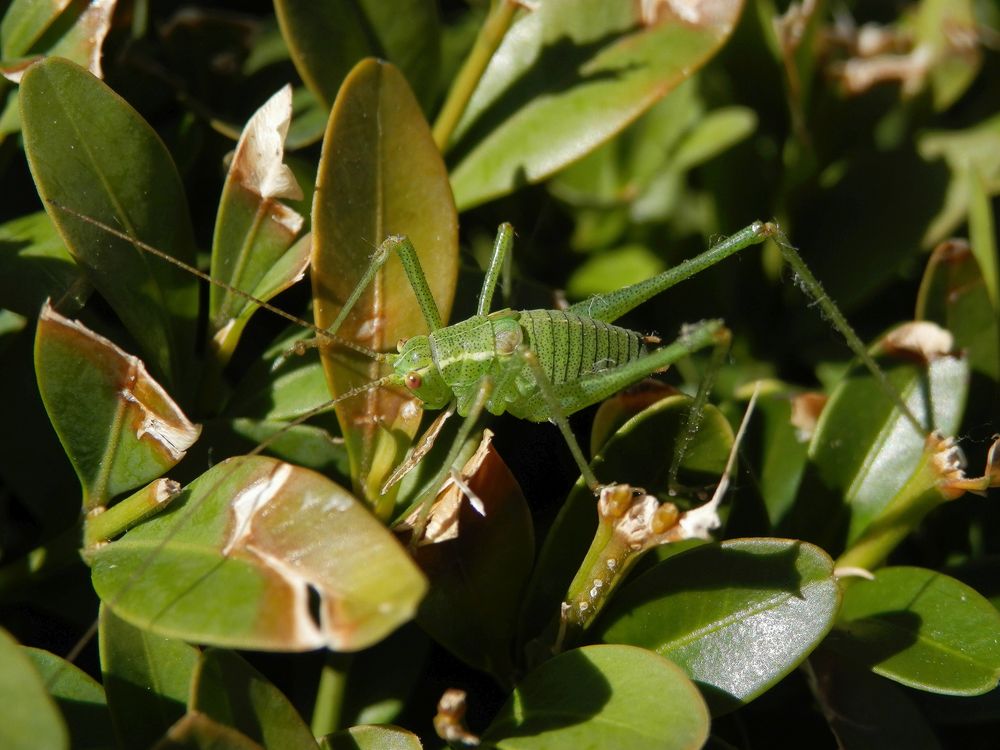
<box><xmin>394</xmin><ymin>309</ymin><xmax>646</xmax><ymax>422</ymax></box>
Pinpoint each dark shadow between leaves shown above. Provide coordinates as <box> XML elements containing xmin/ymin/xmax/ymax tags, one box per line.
<box><xmin>824</xmin><ymin>610</ymin><xmax>923</xmax><ymax>673</ymax></box>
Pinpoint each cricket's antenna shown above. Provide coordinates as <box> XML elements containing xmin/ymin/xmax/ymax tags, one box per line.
<box><xmin>46</xmin><ymin>199</ymin><xmax>390</xmax><ymax>363</ymax></box>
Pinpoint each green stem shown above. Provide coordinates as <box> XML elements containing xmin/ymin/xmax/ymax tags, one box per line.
<box><xmin>312</xmin><ymin>652</ymin><xmax>351</xmax><ymax>737</ymax></box>
<box><xmin>83</xmin><ymin>479</ymin><xmax>181</xmax><ymax>549</ymax></box>
<box><xmin>432</xmin><ymin>0</ymin><xmax>519</xmax><ymax>151</ymax></box>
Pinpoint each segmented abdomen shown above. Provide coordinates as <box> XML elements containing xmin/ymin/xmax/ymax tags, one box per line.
<box><xmin>517</xmin><ymin>309</ymin><xmax>644</xmax><ymax>385</ymax></box>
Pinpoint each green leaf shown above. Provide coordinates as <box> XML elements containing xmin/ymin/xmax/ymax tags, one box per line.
<box><xmin>190</xmin><ymin>649</ymin><xmax>318</xmax><ymax>749</ymax></box>
<box><xmin>0</xmin><ymin>210</ymin><xmax>80</xmax><ymax>319</ymax></box>
<box><xmin>914</xmin><ymin>0</ymin><xmax>981</xmax><ymax>111</ymax></box>
<box><xmin>0</xmin><ymin>628</ymin><xmax>68</xmax><ymax>750</ymax></box>
<box><xmin>566</xmin><ymin>245</ymin><xmax>665</xmax><ymax>299</ymax></box>
<box><xmin>826</xmin><ymin>567</ymin><xmax>1000</xmax><ymax>695</ymax></box>
<box><xmin>790</xmin><ymin>323</ymin><xmax>969</xmax><ymax>551</ymax></box>
<box><xmin>274</xmin><ymin>0</ymin><xmax>440</xmax><ymax>111</ymax></box>
<box><xmin>154</xmin><ymin>712</ymin><xmax>264</xmax><ymax>750</ymax></box>
<box><xmin>89</xmin><ymin>456</ymin><xmax>427</xmax><ymax>652</ymax></box>
<box><xmin>35</xmin><ymin>303</ymin><xmax>200</xmax><ymax>510</ymax></box>
<box><xmin>320</xmin><ymin>725</ymin><xmax>422</xmax><ymax>750</ymax></box>
<box><xmin>413</xmin><ymin>434</ymin><xmax>533</xmax><ymax>684</ymax></box>
<box><xmin>23</xmin><ymin>647</ymin><xmax>114</xmax><ymax>750</ymax></box>
<box><xmin>448</xmin><ymin>0</ymin><xmax>744</xmax><ymax>209</ymax></box>
<box><xmin>1</xmin><ymin>0</ymin><xmax>70</xmax><ymax>59</ymax></box>
<box><xmin>98</xmin><ymin>607</ymin><xmax>199</xmax><ymax>750</ymax></box>
<box><xmin>483</xmin><ymin>644</ymin><xmax>709</xmax><ymax>749</ymax></box>
<box><xmin>312</xmin><ymin>58</ymin><xmax>458</xmax><ymax>512</ymax></box>
<box><xmin>519</xmin><ymin>395</ymin><xmax>733</xmax><ymax>652</ymax></box>
<box><xmin>20</xmin><ymin>57</ymin><xmax>199</xmax><ymax>391</ymax></box>
<box><xmin>207</xmin><ymin>85</ymin><xmax>310</xmax><ymax>369</ymax></box>
<box><xmin>595</xmin><ymin>538</ymin><xmax>840</xmax><ymax>714</ymax></box>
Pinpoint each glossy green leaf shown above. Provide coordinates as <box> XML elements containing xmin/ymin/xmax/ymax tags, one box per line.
<box><xmin>520</xmin><ymin>395</ymin><xmax>733</xmax><ymax>651</ymax></box>
<box><xmin>99</xmin><ymin>606</ymin><xmax>199</xmax><ymax>750</ymax></box>
<box><xmin>89</xmin><ymin>456</ymin><xmax>427</xmax><ymax>651</ymax></box>
<box><xmin>448</xmin><ymin>0</ymin><xmax>744</xmax><ymax>209</ymax></box>
<box><xmin>208</xmin><ymin>85</ymin><xmax>310</xmax><ymax>368</ymax></box>
<box><xmin>0</xmin><ymin>628</ymin><xmax>68</xmax><ymax>750</ymax></box>
<box><xmin>793</xmin><ymin>324</ymin><xmax>969</xmax><ymax>550</ymax></box>
<box><xmin>809</xmin><ymin>647</ymin><xmax>944</xmax><ymax>750</ymax></box>
<box><xmin>320</xmin><ymin>725</ymin><xmax>422</xmax><ymax>750</ymax></box>
<box><xmin>275</xmin><ymin>0</ymin><xmax>440</xmax><ymax>110</ymax></box>
<box><xmin>595</xmin><ymin>538</ymin><xmax>840</xmax><ymax>714</ymax></box>
<box><xmin>20</xmin><ymin>57</ymin><xmax>199</xmax><ymax>391</ymax></box>
<box><xmin>0</xmin><ymin>210</ymin><xmax>80</xmax><ymax>318</ymax></box>
<box><xmin>826</xmin><ymin>567</ymin><xmax>1000</xmax><ymax>695</ymax></box>
<box><xmin>313</xmin><ymin>58</ymin><xmax>458</xmax><ymax>512</ymax></box>
<box><xmin>413</xmin><ymin>434</ymin><xmax>533</xmax><ymax>684</ymax></box>
<box><xmin>24</xmin><ymin>647</ymin><xmax>114</xmax><ymax>750</ymax></box>
<box><xmin>484</xmin><ymin>644</ymin><xmax>709</xmax><ymax>749</ymax></box>
<box><xmin>35</xmin><ymin>303</ymin><xmax>200</xmax><ymax>510</ymax></box>
<box><xmin>191</xmin><ymin>649</ymin><xmax>318</xmax><ymax>749</ymax></box>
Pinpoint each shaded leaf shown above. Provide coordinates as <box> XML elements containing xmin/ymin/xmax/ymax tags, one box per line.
<box><xmin>275</xmin><ymin>0</ymin><xmax>440</xmax><ymax>111</ymax></box>
<box><xmin>24</xmin><ymin>647</ymin><xmax>115</xmax><ymax>750</ymax></box>
<box><xmin>20</xmin><ymin>57</ymin><xmax>199</xmax><ymax>391</ymax></box>
<box><xmin>312</xmin><ymin>58</ymin><xmax>458</xmax><ymax>512</ymax></box>
<box><xmin>483</xmin><ymin>644</ymin><xmax>709</xmax><ymax>750</ymax></box>
<box><xmin>155</xmin><ymin>712</ymin><xmax>263</xmax><ymax>750</ymax></box>
<box><xmin>809</xmin><ymin>647</ymin><xmax>943</xmax><ymax>750</ymax></box>
<box><xmin>0</xmin><ymin>628</ymin><xmax>68</xmax><ymax>750</ymax></box>
<box><xmin>595</xmin><ymin>538</ymin><xmax>840</xmax><ymax>714</ymax></box>
<box><xmin>412</xmin><ymin>432</ymin><xmax>532</xmax><ymax>684</ymax></box>
<box><xmin>190</xmin><ymin>649</ymin><xmax>318</xmax><ymax>749</ymax></box>
<box><xmin>0</xmin><ymin>210</ymin><xmax>81</xmax><ymax>320</ymax></box>
<box><xmin>99</xmin><ymin>607</ymin><xmax>199</xmax><ymax>750</ymax></box>
<box><xmin>35</xmin><ymin>303</ymin><xmax>200</xmax><ymax>511</ymax></box>
<box><xmin>448</xmin><ymin>0</ymin><xmax>744</xmax><ymax>209</ymax></box>
<box><xmin>89</xmin><ymin>456</ymin><xmax>427</xmax><ymax>652</ymax></box>
<box><xmin>826</xmin><ymin>566</ymin><xmax>1000</xmax><ymax>695</ymax></box>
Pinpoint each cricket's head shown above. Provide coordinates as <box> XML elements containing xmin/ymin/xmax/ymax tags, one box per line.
<box><xmin>393</xmin><ymin>335</ymin><xmax>450</xmax><ymax>409</ymax></box>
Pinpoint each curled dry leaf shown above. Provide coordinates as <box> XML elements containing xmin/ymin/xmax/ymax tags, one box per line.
<box><xmin>880</xmin><ymin>320</ymin><xmax>955</xmax><ymax>363</ymax></box>
<box><xmin>790</xmin><ymin>391</ymin><xmax>828</xmax><ymax>442</ymax></box>
<box><xmin>2</xmin><ymin>0</ymin><xmax>117</xmax><ymax>83</ymax></box>
<box><xmin>229</xmin><ymin>83</ymin><xmax>304</xmax><ymax>230</ymax></box>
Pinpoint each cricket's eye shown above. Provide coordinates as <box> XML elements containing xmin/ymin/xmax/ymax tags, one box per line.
<box><xmin>405</xmin><ymin>372</ymin><xmax>422</xmax><ymax>390</ymax></box>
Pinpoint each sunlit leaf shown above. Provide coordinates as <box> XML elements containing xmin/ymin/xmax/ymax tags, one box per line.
<box><xmin>89</xmin><ymin>456</ymin><xmax>427</xmax><ymax>652</ymax></box>
<box><xmin>0</xmin><ymin>210</ymin><xmax>80</xmax><ymax>318</ymax></box>
<box><xmin>320</xmin><ymin>725</ymin><xmax>423</xmax><ymax>750</ymax></box>
<box><xmin>826</xmin><ymin>567</ymin><xmax>1000</xmax><ymax>695</ymax></box>
<box><xmin>448</xmin><ymin>0</ymin><xmax>744</xmax><ymax>209</ymax></box>
<box><xmin>595</xmin><ymin>538</ymin><xmax>839</xmax><ymax>714</ymax></box>
<box><xmin>35</xmin><ymin>303</ymin><xmax>200</xmax><ymax>510</ymax></box>
<box><xmin>20</xmin><ymin>57</ymin><xmax>199</xmax><ymax>391</ymax></box>
<box><xmin>313</xmin><ymin>58</ymin><xmax>458</xmax><ymax>513</ymax></box>
<box><xmin>483</xmin><ymin>645</ymin><xmax>709</xmax><ymax>750</ymax></box>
